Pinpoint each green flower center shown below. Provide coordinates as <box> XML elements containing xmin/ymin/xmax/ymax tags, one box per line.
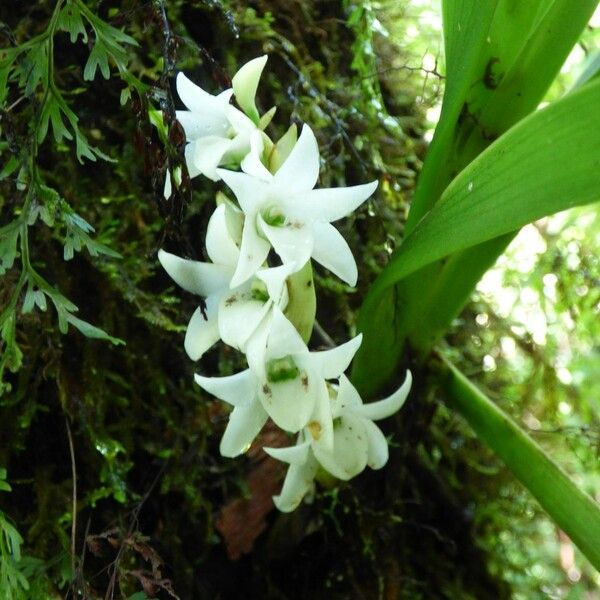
<box><xmin>261</xmin><ymin>205</ymin><xmax>286</xmax><ymax>227</ymax></box>
<box><xmin>250</xmin><ymin>279</ymin><xmax>269</xmax><ymax>302</ymax></box>
<box><xmin>266</xmin><ymin>355</ymin><xmax>299</xmax><ymax>383</ymax></box>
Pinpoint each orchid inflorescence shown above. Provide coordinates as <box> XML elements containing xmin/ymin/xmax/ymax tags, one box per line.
<box><xmin>159</xmin><ymin>56</ymin><xmax>412</xmax><ymax>512</ymax></box>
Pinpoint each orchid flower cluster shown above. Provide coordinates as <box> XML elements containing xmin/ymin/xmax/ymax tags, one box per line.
<box><xmin>159</xmin><ymin>56</ymin><xmax>412</xmax><ymax>512</ymax></box>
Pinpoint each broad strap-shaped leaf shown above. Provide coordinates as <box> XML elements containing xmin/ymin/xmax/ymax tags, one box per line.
<box><xmin>353</xmin><ymin>79</ymin><xmax>600</xmax><ymax>394</ymax></box>
<box><xmin>368</xmin><ymin>78</ymin><xmax>600</xmax><ymax>302</ymax></box>
<box><xmin>437</xmin><ymin>354</ymin><xmax>600</xmax><ymax>571</ymax></box>
<box><xmin>407</xmin><ymin>0</ymin><xmax>598</xmax><ymax>232</ymax></box>
<box><xmin>472</xmin><ymin>0</ymin><xmax>600</xmax><ymax>137</ymax></box>
<box><xmin>405</xmin><ymin>0</ymin><xmax>499</xmax><ymax>231</ymax></box>
<box><xmin>388</xmin><ymin>0</ymin><xmax>600</xmax><ymax>376</ymax></box>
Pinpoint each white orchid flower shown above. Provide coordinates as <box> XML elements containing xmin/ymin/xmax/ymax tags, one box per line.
<box><xmin>158</xmin><ymin>203</ymin><xmax>290</xmax><ymax>360</ymax></box>
<box><xmin>175</xmin><ymin>56</ymin><xmax>274</xmax><ymax>181</ymax></box>
<box><xmin>266</xmin><ymin>366</ymin><xmax>410</xmax><ymax>507</ymax></box>
<box><xmin>247</xmin><ymin>306</ymin><xmax>363</xmax><ymax>435</ymax></box>
<box><xmin>216</xmin><ymin>124</ymin><xmax>378</xmax><ymax>288</ymax></box>
<box><xmin>263</xmin><ymin>370</ymin><xmax>412</xmax><ymax>510</ymax></box>
<box><xmin>195</xmin><ymin>307</ymin><xmax>362</xmax><ymax>438</ymax></box>
<box><xmin>312</xmin><ymin>371</ymin><xmax>412</xmax><ymax>480</ymax></box>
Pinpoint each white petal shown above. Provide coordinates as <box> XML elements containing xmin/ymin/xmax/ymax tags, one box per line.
<box><xmin>158</xmin><ymin>249</ymin><xmax>233</xmax><ymax>296</ymax></box>
<box><xmin>230</xmin><ymin>217</ymin><xmax>271</xmax><ymax>288</ymax></box>
<box><xmin>354</xmin><ymin>370</ymin><xmax>412</xmax><ymax>421</ymax></box>
<box><xmin>306</xmin><ymin>379</ymin><xmax>334</xmax><ymax>451</ymax></box>
<box><xmin>256</xmin><ymin>262</ymin><xmax>295</xmax><ymax>303</ymax></box>
<box><xmin>220</xmin><ymin>401</ymin><xmax>268</xmax><ymax>458</ymax></box>
<box><xmin>222</xmin><ymin>198</ymin><xmax>245</xmax><ymax>240</ymax></box>
<box><xmin>311</xmin><ymin>221</ymin><xmax>358</xmax><ymax>286</ymax></box>
<box><xmin>218</xmin><ymin>292</ymin><xmax>271</xmax><ymax>351</ymax></box>
<box><xmin>163</xmin><ymin>170</ymin><xmax>172</xmax><ymax>199</ymax></box>
<box><xmin>264</xmin><ymin>440</ymin><xmax>311</xmax><ymax>464</ymax></box>
<box><xmin>362</xmin><ymin>419</ymin><xmax>389</xmax><ymax>470</ymax></box>
<box><xmin>193</xmin><ymin>136</ymin><xmax>234</xmax><ymax>181</ymax></box>
<box><xmin>206</xmin><ymin>204</ymin><xmax>240</xmax><ymax>266</ymax></box>
<box><xmin>273</xmin><ymin>454</ymin><xmax>318</xmax><ymax>512</ymax></box>
<box><xmin>217</xmin><ymin>168</ymin><xmax>268</xmax><ymax>215</ymax></box>
<box><xmin>244</xmin><ymin>311</ymin><xmax>273</xmax><ymax>377</ymax></box>
<box><xmin>329</xmin><ymin>374</ymin><xmax>362</xmax><ymax>419</ymax></box>
<box><xmin>176</xmin><ymin>72</ymin><xmax>232</xmax><ymax>114</ymax></box>
<box><xmin>259</xmin><ymin>217</ymin><xmax>313</xmax><ymax>270</ymax></box>
<box><xmin>184</xmin><ymin>143</ymin><xmax>201</xmax><ymax>178</ymax></box>
<box><xmin>283</xmin><ymin>180</ymin><xmax>378</xmax><ymax>223</ymax></box>
<box><xmin>260</xmin><ymin>370</ymin><xmax>316</xmax><ymax>432</ymax></box>
<box><xmin>313</xmin><ymin>414</ymin><xmax>369</xmax><ymax>481</ymax></box>
<box><xmin>232</xmin><ymin>55</ymin><xmax>268</xmax><ymax>123</ymax></box>
<box><xmin>240</xmin><ymin>130</ymin><xmax>272</xmax><ymax>181</ymax></box>
<box><xmin>184</xmin><ymin>295</ymin><xmax>220</xmax><ymax>360</ymax></box>
<box><xmin>176</xmin><ymin>110</ymin><xmax>230</xmax><ymax>141</ymax></box>
<box><xmin>309</xmin><ymin>335</ymin><xmax>363</xmax><ymax>380</ymax></box>
<box><xmin>226</xmin><ymin>105</ymin><xmax>256</xmax><ymax>135</ymax></box>
<box><xmin>266</xmin><ymin>306</ymin><xmax>307</xmax><ymax>358</ymax></box>
<box><xmin>273</xmin><ymin>124</ymin><xmax>319</xmax><ymax>193</ymax></box>
<box><xmin>194</xmin><ymin>369</ymin><xmax>258</xmax><ymax>407</ymax></box>
<box><xmin>221</xmin><ymin>129</ymin><xmax>253</xmax><ymax>167</ymax></box>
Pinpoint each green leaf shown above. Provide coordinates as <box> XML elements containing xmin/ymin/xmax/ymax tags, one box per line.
<box><xmin>0</xmin><ymin>226</ymin><xmax>19</xmax><ymax>275</ymax></box>
<box><xmin>0</xmin><ymin>156</ymin><xmax>20</xmax><ymax>182</ymax></box>
<box><xmin>90</xmin><ymin>15</ymin><xmax>138</xmax><ymax>49</ymax></box>
<box><xmin>371</xmin><ymin>79</ymin><xmax>600</xmax><ymax>296</ymax></box>
<box><xmin>436</xmin><ymin>353</ymin><xmax>600</xmax><ymax>571</ymax></box>
<box><xmin>148</xmin><ymin>109</ymin><xmax>168</xmax><ymax>144</ymax></box>
<box><xmin>404</xmin><ymin>0</ymin><xmax>500</xmax><ymax>231</ymax></box>
<box><xmin>66</xmin><ymin>314</ymin><xmax>125</xmax><ymax>346</ymax></box>
<box><xmin>1</xmin><ymin>518</ymin><xmax>24</xmax><ymax>561</ymax></box>
<box><xmin>407</xmin><ymin>235</ymin><xmax>513</xmax><ymax>355</ymax></box>
<box><xmin>0</xmin><ymin>47</ymin><xmax>19</xmax><ymax>105</ymax></box>
<box><xmin>21</xmin><ymin>42</ymin><xmax>49</xmax><ymax>96</ymax></box>
<box><xmin>407</xmin><ymin>0</ymin><xmax>598</xmax><ymax>232</ymax></box>
<box><xmin>21</xmin><ymin>283</ymin><xmax>47</xmax><ymax>315</ymax></box>
<box><xmin>79</xmin><ymin>7</ymin><xmax>137</xmax><ymax>77</ymax></box>
<box><xmin>469</xmin><ymin>0</ymin><xmax>600</xmax><ymax>139</ymax></box>
<box><xmin>57</xmin><ymin>2</ymin><xmax>88</xmax><ymax>43</ymax></box>
<box><xmin>354</xmin><ymin>79</ymin><xmax>600</xmax><ymax>394</ymax></box>
<box><xmin>37</xmin><ymin>92</ymin><xmax>74</xmax><ymax>146</ymax></box>
<box><xmin>376</xmin><ymin>3</ymin><xmax>600</xmax><ymax>394</ymax></box>
<box><xmin>0</xmin><ymin>468</ymin><xmax>10</xmax><ymax>493</ymax></box>
<box><xmin>0</xmin><ymin>313</ymin><xmax>22</xmax><ymax>373</ymax></box>
<box><xmin>62</xmin><ymin>210</ymin><xmax>121</xmax><ymax>260</ymax></box>
<box><xmin>84</xmin><ymin>40</ymin><xmax>111</xmax><ymax>81</ymax></box>
<box><xmin>37</xmin><ymin>278</ymin><xmax>123</xmax><ymax>344</ymax></box>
